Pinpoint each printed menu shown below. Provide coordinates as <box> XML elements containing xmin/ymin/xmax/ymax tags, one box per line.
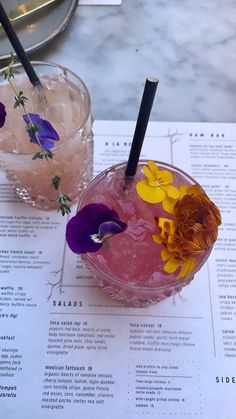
<box><xmin>0</xmin><ymin>120</ymin><xmax>235</xmax><ymax>419</ymax></box>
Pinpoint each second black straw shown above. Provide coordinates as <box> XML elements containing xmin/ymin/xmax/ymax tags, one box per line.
<box><xmin>125</xmin><ymin>77</ymin><xmax>159</xmax><ymax>178</ymax></box>
<box><xmin>0</xmin><ymin>2</ymin><xmax>41</xmax><ymax>87</ymax></box>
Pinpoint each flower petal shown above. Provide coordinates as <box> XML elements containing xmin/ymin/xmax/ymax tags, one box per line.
<box><xmin>161</xmin><ymin>248</ymin><xmax>172</xmax><ymax>262</ymax></box>
<box><xmin>179</xmin><ymin>184</ymin><xmax>188</xmax><ymax>198</ymax></box>
<box><xmin>0</xmin><ymin>102</ymin><xmax>7</xmax><ymax>128</ymax></box>
<box><xmin>66</xmin><ymin>203</ymin><xmax>126</xmax><ymax>254</ymax></box>
<box><xmin>186</xmin><ymin>185</ymin><xmax>203</xmax><ymax>196</ymax></box>
<box><xmin>23</xmin><ymin>113</ymin><xmax>59</xmax><ymax>150</ymax></box>
<box><xmin>99</xmin><ymin>219</ymin><xmax>126</xmax><ymax>240</ymax></box>
<box><xmin>142</xmin><ymin>165</ymin><xmax>156</xmax><ymax>184</ymax></box>
<box><xmin>37</xmin><ymin>138</ymin><xmax>55</xmax><ymax>150</ymax></box>
<box><xmin>163</xmin><ymin>255</ymin><xmax>182</xmax><ymax>274</ymax></box>
<box><xmin>157</xmin><ymin>170</ymin><xmax>173</xmax><ymax>185</ymax></box>
<box><xmin>179</xmin><ymin>258</ymin><xmax>196</xmax><ymax>279</ymax></box>
<box><xmin>162</xmin><ymin>196</ymin><xmax>176</xmax><ymax>214</ymax></box>
<box><xmin>66</xmin><ymin>212</ymin><xmax>102</xmax><ymax>254</ymax></box>
<box><xmin>158</xmin><ymin>218</ymin><xmax>176</xmax><ymax>235</ymax></box>
<box><xmin>152</xmin><ymin>234</ymin><xmax>162</xmax><ymax>244</ymax></box>
<box><xmin>148</xmin><ymin>160</ymin><xmax>159</xmax><ymax>176</ymax></box>
<box><xmin>164</xmin><ymin>185</ymin><xmax>179</xmax><ymax>199</ymax></box>
<box><xmin>136</xmin><ymin>180</ymin><xmax>166</xmax><ymax>203</ymax></box>
<box><xmin>37</xmin><ymin>118</ymin><xmax>60</xmax><ymax>142</ymax></box>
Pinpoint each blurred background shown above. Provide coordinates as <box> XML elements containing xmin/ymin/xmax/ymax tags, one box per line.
<box><xmin>1</xmin><ymin>0</ymin><xmax>235</xmax><ymax>123</ymax></box>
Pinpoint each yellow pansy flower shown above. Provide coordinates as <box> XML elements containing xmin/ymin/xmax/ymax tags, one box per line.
<box><xmin>136</xmin><ymin>161</ymin><xmax>179</xmax><ymax>212</ymax></box>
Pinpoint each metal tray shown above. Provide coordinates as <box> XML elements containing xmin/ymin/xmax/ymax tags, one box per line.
<box><xmin>0</xmin><ymin>0</ymin><xmax>78</xmax><ymax>62</ymax></box>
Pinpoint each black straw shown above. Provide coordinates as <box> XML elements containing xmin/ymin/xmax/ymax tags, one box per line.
<box><xmin>0</xmin><ymin>2</ymin><xmax>41</xmax><ymax>86</ymax></box>
<box><xmin>125</xmin><ymin>77</ymin><xmax>158</xmax><ymax>178</ymax></box>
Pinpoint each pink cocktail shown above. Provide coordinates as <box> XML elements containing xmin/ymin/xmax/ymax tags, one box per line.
<box><xmin>0</xmin><ymin>62</ymin><xmax>93</xmax><ymax>210</ymax></box>
<box><xmin>77</xmin><ymin>160</ymin><xmax>220</xmax><ymax>307</ymax></box>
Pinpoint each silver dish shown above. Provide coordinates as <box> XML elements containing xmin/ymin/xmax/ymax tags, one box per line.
<box><xmin>0</xmin><ymin>0</ymin><xmax>78</xmax><ymax>62</ymax></box>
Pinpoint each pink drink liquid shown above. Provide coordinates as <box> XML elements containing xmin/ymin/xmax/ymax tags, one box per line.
<box><xmin>80</xmin><ymin>161</ymin><xmax>211</xmax><ymax>306</ymax></box>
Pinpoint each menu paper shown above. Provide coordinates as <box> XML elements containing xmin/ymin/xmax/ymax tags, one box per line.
<box><xmin>0</xmin><ymin>120</ymin><xmax>235</xmax><ymax>419</ymax></box>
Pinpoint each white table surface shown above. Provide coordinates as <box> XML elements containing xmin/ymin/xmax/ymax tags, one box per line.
<box><xmin>31</xmin><ymin>0</ymin><xmax>236</xmax><ymax>123</ymax></box>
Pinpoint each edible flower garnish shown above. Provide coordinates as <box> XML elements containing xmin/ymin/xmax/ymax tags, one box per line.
<box><xmin>0</xmin><ymin>102</ymin><xmax>6</xmax><ymax>128</ymax></box>
<box><xmin>152</xmin><ymin>186</ymin><xmax>221</xmax><ymax>279</ymax></box>
<box><xmin>136</xmin><ymin>160</ymin><xmax>179</xmax><ymax>212</ymax></box>
<box><xmin>66</xmin><ymin>203</ymin><xmax>127</xmax><ymax>254</ymax></box>
<box><xmin>23</xmin><ymin>113</ymin><xmax>59</xmax><ymax>150</ymax></box>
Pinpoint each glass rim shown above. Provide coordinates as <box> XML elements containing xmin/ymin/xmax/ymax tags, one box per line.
<box><xmin>79</xmin><ymin>159</ymin><xmax>210</xmax><ymax>292</ymax></box>
<box><xmin>0</xmin><ymin>60</ymin><xmax>92</xmax><ymax>157</ymax></box>
<box><xmin>84</xmin><ymin>251</ymin><xmax>211</xmax><ymax>292</ymax></box>
<box><xmin>79</xmin><ymin>159</ymin><xmax>201</xmax><ymax>208</ymax></box>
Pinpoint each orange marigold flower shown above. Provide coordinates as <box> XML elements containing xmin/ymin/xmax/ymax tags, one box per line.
<box><xmin>152</xmin><ymin>189</ymin><xmax>221</xmax><ymax>279</ymax></box>
<box><xmin>173</xmin><ymin>191</ymin><xmax>221</xmax><ymax>257</ymax></box>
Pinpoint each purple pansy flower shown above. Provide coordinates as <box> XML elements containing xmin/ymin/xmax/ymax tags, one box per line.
<box><xmin>0</xmin><ymin>102</ymin><xmax>7</xmax><ymax>128</ymax></box>
<box><xmin>23</xmin><ymin>113</ymin><xmax>59</xmax><ymax>150</ymax></box>
<box><xmin>66</xmin><ymin>203</ymin><xmax>127</xmax><ymax>254</ymax></box>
